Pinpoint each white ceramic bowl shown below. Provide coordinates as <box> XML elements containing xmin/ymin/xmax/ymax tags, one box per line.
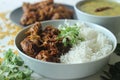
<box><xmin>74</xmin><ymin>0</ymin><xmax>120</xmax><ymax>38</ymax></box>
<box><xmin>15</xmin><ymin>20</ymin><xmax>117</xmax><ymax>80</ymax></box>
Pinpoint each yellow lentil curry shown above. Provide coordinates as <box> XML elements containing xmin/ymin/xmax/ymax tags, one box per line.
<box><xmin>78</xmin><ymin>0</ymin><xmax>120</xmax><ymax>16</ymax></box>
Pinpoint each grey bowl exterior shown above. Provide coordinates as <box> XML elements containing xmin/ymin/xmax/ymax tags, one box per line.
<box><xmin>74</xmin><ymin>0</ymin><xmax>120</xmax><ymax>38</ymax></box>
<box><xmin>15</xmin><ymin>20</ymin><xmax>117</xmax><ymax>80</ymax></box>
<box><xmin>10</xmin><ymin>4</ymin><xmax>77</xmax><ymax>27</ymax></box>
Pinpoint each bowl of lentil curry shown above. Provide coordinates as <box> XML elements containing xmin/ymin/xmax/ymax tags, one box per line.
<box><xmin>74</xmin><ymin>0</ymin><xmax>120</xmax><ymax>38</ymax></box>
<box><xmin>78</xmin><ymin>0</ymin><xmax>120</xmax><ymax>16</ymax></box>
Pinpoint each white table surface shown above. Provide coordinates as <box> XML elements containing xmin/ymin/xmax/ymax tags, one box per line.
<box><xmin>0</xmin><ymin>0</ymin><xmax>120</xmax><ymax>80</ymax></box>
<box><xmin>0</xmin><ymin>0</ymin><xmax>80</xmax><ymax>12</ymax></box>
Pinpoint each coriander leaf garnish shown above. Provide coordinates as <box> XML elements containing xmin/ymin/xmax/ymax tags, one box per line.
<box><xmin>58</xmin><ymin>24</ymin><xmax>84</xmax><ymax>46</ymax></box>
<box><xmin>0</xmin><ymin>49</ymin><xmax>33</xmax><ymax>80</ymax></box>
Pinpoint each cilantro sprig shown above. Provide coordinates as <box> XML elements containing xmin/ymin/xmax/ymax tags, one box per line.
<box><xmin>0</xmin><ymin>49</ymin><xmax>33</xmax><ymax>80</ymax></box>
<box><xmin>58</xmin><ymin>24</ymin><xmax>84</xmax><ymax>46</ymax></box>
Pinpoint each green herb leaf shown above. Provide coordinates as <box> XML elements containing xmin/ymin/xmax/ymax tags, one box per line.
<box><xmin>0</xmin><ymin>49</ymin><xmax>33</xmax><ymax>80</ymax></box>
<box><xmin>58</xmin><ymin>24</ymin><xmax>84</xmax><ymax>46</ymax></box>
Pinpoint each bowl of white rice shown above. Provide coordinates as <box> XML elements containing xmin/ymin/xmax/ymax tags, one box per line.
<box><xmin>15</xmin><ymin>20</ymin><xmax>117</xmax><ymax>80</ymax></box>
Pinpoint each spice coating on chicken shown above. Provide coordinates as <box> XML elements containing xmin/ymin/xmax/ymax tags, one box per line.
<box><xmin>20</xmin><ymin>22</ymin><xmax>71</xmax><ymax>63</ymax></box>
<box><xmin>25</xmin><ymin>22</ymin><xmax>42</xmax><ymax>35</ymax></box>
<box><xmin>20</xmin><ymin>0</ymin><xmax>73</xmax><ymax>26</ymax></box>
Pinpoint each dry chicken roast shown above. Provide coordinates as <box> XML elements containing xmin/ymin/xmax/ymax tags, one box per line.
<box><xmin>20</xmin><ymin>0</ymin><xmax>73</xmax><ymax>26</ymax></box>
<box><xmin>20</xmin><ymin>22</ymin><xmax>71</xmax><ymax>63</ymax></box>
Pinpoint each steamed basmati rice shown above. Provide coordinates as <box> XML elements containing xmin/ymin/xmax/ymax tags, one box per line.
<box><xmin>60</xmin><ymin>23</ymin><xmax>112</xmax><ymax>64</ymax></box>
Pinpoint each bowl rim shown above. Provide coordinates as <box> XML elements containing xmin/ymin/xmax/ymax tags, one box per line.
<box><xmin>74</xmin><ymin>0</ymin><xmax>120</xmax><ymax>18</ymax></box>
<box><xmin>15</xmin><ymin>20</ymin><xmax>117</xmax><ymax>66</ymax></box>
<box><xmin>9</xmin><ymin>3</ymin><xmax>76</xmax><ymax>27</ymax></box>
